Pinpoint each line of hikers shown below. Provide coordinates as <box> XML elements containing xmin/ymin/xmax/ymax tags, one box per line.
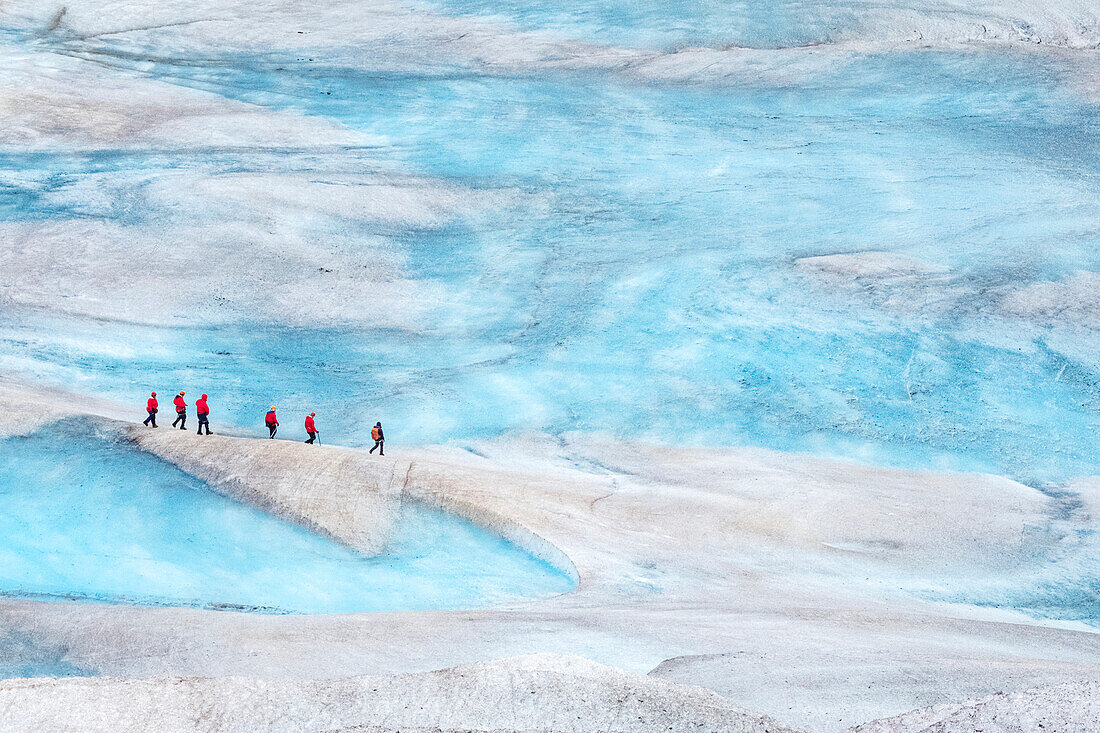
<box><xmin>142</xmin><ymin>391</ymin><xmax>385</xmax><ymax>454</ymax></box>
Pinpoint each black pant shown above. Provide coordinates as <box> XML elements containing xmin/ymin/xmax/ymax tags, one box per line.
<box><xmin>144</xmin><ymin>409</ymin><xmax>157</xmax><ymax>427</ymax></box>
<box><xmin>173</xmin><ymin>410</ymin><xmax>186</xmax><ymax>428</ymax></box>
<box><xmin>268</xmin><ymin>424</ymin><xmax>277</xmax><ymax>438</ymax></box>
<box><xmin>197</xmin><ymin>414</ymin><xmax>210</xmax><ymax>434</ymax></box>
<box><xmin>370</xmin><ymin>439</ymin><xmax>384</xmax><ymax>455</ymax></box>
<box><xmin>305</xmin><ymin>431</ymin><xmax>316</xmax><ymax>444</ymax></box>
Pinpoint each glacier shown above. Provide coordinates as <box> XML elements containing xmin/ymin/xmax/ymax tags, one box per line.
<box><xmin>1</xmin><ymin>0</ymin><xmax>1100</xmax><ymax>728</ymax></box>
<box><xmin>2</xmin><ymin>38</ymin><xmax>1099</xmax><ymax>486</ymax></box>
<box><xmin>0</xmin><ymin>419</ymin><xmax>573</xmax><ymax>616</ymax></box>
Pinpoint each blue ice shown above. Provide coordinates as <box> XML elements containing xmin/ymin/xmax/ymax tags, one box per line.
<box><xmin>3</xmin><ymin>12</ymin><xmax>1100</xmax><ymax>631</ymax></box>
<box><xmin>0</xmin><ymin>637</ymin><xmax>89</xmax><ymax>679</ymax></box>
<box><xmin>422</xmin><ymin>0</ymin><xmax>869</xmax><ymax>49</ymax></box>
<box><xmin>2</xmin><ymin>50</ymin><xmax>1099</xmax><ymax>487</ymax></box>
<box><xmin>0</xmin><ymin>420</ymin><xmax>575</xmax><ymax>616</ymax></box>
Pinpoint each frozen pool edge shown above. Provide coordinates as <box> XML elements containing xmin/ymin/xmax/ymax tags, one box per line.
<box><xmin>123</xmin><ymin>419</ymin><xmax>582</xmax><ymax>585</ymax></box>
<box><xmin>0</xmin><ymin>417</ymin><xmax>577</xmax><ymax>615</ymax></box>
<box><xmin>124</xmin><ymin>422</ymin><xmax>404</xmax><ymax>557</ymax></box>
<box><xmin>401</xmin><ymin>476</ymin><xmax>581</xmax><ymax>585</ymax></box>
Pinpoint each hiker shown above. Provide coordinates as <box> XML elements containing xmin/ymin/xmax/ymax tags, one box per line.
<box><xmin>196</xmin><ymin>394</ymin><xmax>212</xmax><ymax>435</ymax></box>
<box><xmin>369</xmin><ymin>422</ymin><xmax>384</xmax><ymax>455</ymax></box>
<box><xmin>304</xmin><ymin>412</ymin><xmax>318</xmax><ymax>444</ymax></box>
<box><xmin>265</xmin><ymin>406</ymin><xmax>279</xmax><ymax>438</ymax></box>
<box><xmin>143</xmin><ymin>392</ymin><xmax>159</xmax><ymax>427</ymax></box>
<box><xmin>172</xmin><ymin>391</ymin><xmax>187</xmax><ymax>429</ymax></box>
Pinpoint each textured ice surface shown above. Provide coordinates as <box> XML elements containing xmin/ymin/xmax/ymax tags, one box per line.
<box><xmin>421</xmin><ymin>0</ymin><xmax>1100</xmax><ymax>49</ymax></box>
<box><xmin>0</xmin><ymin>630</ymin><xmax>89</xmax><ymax>679</ymax></box>
<box><xmin>2</xmin><ymin>47</ymin><xmax>1099</xmax><ymax>487</ymax></box>
<box><xmin>911</xmin><ymin>478</ymin><xmax>1100</xmax><ymax>626</ymax></box>
<box><xmin>0</xmin><ymin>654</ymin><xmax>800</xmax><ymax>733</ymax></box>
<box><xmin>0</xmin><ymin>420</ymin><xmax>573</xmax><ymax>620</ymax></box>
<box><xmin>850</xmin><ymin>681</ymin><xmax>1100</xmax><ymax>733</ymax></box>
<box><xmin>2</xmin><ymin>0</ymin><xmax>1100</xmax><ymax>630</ymax></box>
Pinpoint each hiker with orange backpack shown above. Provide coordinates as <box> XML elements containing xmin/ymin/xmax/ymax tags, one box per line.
<box><xmin>369</xmin><ymin>422</ymin><xmax>384</xmax><ymax>456</ymax></box>
<box><xmin>171</xmin><ymin>391</ymin><xmax>187</xmax><ymax>429</ymax></box>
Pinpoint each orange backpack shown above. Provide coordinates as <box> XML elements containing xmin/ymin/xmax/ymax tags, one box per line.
<box><xmin>371</xmin><ymin>426</ymin><xmax>381</xmax><ymax>441</ymax></box>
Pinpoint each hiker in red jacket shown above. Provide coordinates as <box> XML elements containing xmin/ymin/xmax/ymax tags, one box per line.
<box><xmin>172</xmin><ymin>391</ymin><xmax>187</xmax><ymax>429</ymax></box>
<box><xmin>304</xmin><ymin>413</ymin><xmax>318</xmax><ymax>444</ymax></box>
<box><xmin>143</xmin><ymin>392</ymin><xmax>159</xmax><ymax>427</ymax></box>
<box><xmin>195</xmin><ymin>394</ymin><xmax>211</xmax><ymax>435</ymax></box>
<box><xmin>265</xmin><ymin>406</ymin><xmax>279</xmax><ymax>438</ymax></box>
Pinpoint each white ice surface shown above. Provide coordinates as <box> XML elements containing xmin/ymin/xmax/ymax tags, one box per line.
<box><xmin>1</xmin><ymin>0</ymin><xmax>1099</xmax><ymax>729</ymax></box>
<box><xmin>2</xmin><ymin>384</ymin><xmax>1099</xmax><ymax>730</ymax></box>
<box><xmin>998</xmin><ymin>270</ymin><xmax>1100</xmax><ymax>328</ymax></box>
<box><xmin>0</xmin><ymin>46</ymin><xmax>375</xmax><ymax>150</ymax></box>
<box><xmin>0</xmin><ymin>654</ymin><xmax>798</xmax><ymax>733</ymax></box>
<box><xmin>2</xmin><ymin>0</ymin><xmax>1098</xmax><ymax>100</ymax></box>
<box><xmin>797</xmin><ymin>252</ymin><xmax>950</xmax><ymax>279</ymax></box>
<box><xmin>6</xmin><ymin>0</ymin><xmax>1100</xmax><ymax>59</ymax></box>
<box><xmin>0</xmin><ymin>48</ymin><xmax>520</xmax><ymax>328</ymax></box>
<box><xmin>849</xmin><ymin>681</ymin><xmax>1100</xmax><ymax>732</ymax></box>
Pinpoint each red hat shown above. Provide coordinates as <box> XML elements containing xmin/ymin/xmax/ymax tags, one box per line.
<box><xmin>151</xmin><ymin>391</ymin><xmax>156</xmax><ymax>396</ymax></box>
<box><xmin>310</xmin><ymin>412</ymin><xmax>315</xmax><ymax>416</ymax></box>
<box><xmin>201</xmin><ymin>394</ymin><xmax>207</xmax><ymax>399</ymax></box>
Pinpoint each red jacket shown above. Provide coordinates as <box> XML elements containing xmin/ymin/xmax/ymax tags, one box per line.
<box><xmin>174</xmin><ymin>395</ymin><xmax>186</xmax><ymax>411</ymax></box>
<box><xmin>196</xmin><ymin>398</ymin><xmax>208</xmax><ymax>415</ymax></box>
<box><xmin>147</xmin><ymin>397</ymin><xmax>158</xmax><ymax>411</ymax></box>
<box><xmin>265</xmin><ymin>411</ymin><xmax>278</xmax><ymax>425</ymax></box>
<box><xmin>305</xmin><ymin>416</ymin><xmax>316</xmax><ymax>432</ymax></box>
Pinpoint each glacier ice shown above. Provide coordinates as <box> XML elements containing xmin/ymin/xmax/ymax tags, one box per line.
<box><xmin>1</xmin><ymin>45</ymin><xmax>1098</xmax><ymax>487</ymax></box>
<box><xmin>1</xmin><ymin>0</ymin><xmax>1099</xmax><ymax>633</ymax></box>
<box><xmin>0</xmin><ymin>419</ymin><xmax>574</xmax><ymax>616</ymax></box>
